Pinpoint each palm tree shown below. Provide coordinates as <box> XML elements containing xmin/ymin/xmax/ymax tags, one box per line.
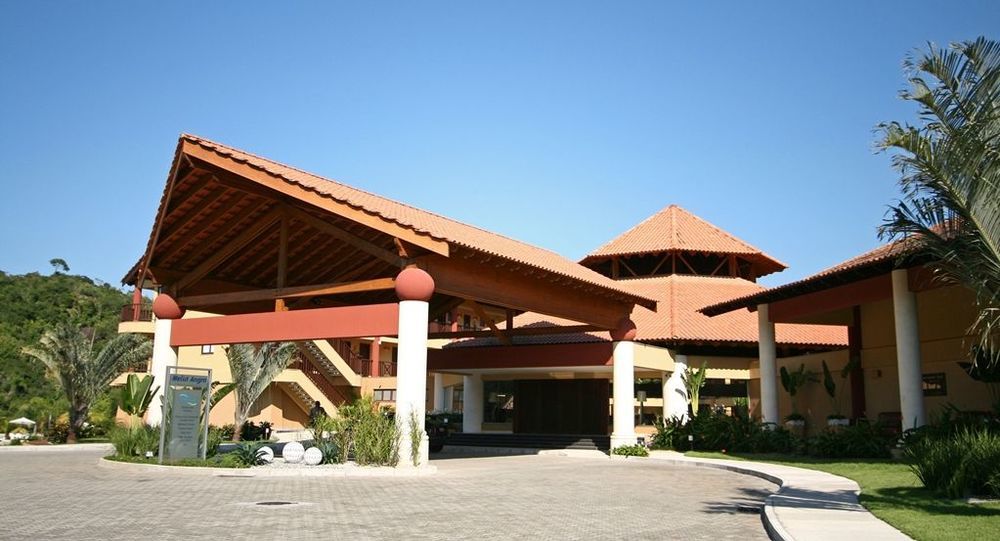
<box><xmin>878</xmin><ymin>37</ymin><xmax>1000</xmax><ymax>366</ymax></box>
<box><xmin>23</xmin><ymin>326</ymin><xmax>151</xmax><ymax>443</ymax></box>
<box><xmin>226</xmin><ymin>342</ymin><xmax>297</xmax><ymax>442</ymax></box>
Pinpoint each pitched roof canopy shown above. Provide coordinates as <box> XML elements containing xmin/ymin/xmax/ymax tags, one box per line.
<box><xmin>581</xmin><ymin>205</ymin><xmax>787</xmax><ymax>279</ymax></box>
<box><xmin>126</xmin><ymin>134</ymin><xmax>656</xmax><ymax>325</ymax></box>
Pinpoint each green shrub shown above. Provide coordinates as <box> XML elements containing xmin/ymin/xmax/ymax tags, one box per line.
<box><xmin>808</xmin><ymin>423</ymin><xmax>893</xmax><ymax>459</ymax></box>
<box><xmin>612</xmin><ymin>444</ymin><xmax>649</xmax><ymax>457</ymax></box>
<box><xmin>206</xmin><ymin>426</ymin><xmax>223</xmax><ymax>457</ymax></box>
<box><xmin>907</xmin><ymin>428</ymin><xmax>1000</xmax><ymax>498</ymax></box>
<box><xmin>230</xmin><ymin>442</ymin><xmax>269</xmax><ymax>466</ymax></box>
<box><xmin>109</xmin><ymin>424</ymin><xmax>159</xmax><ymax>458</ymax></box>
<box><xmin>218</xmin><ymin>424</ymin><xmax>236</xmax><ymax>441</ymax></box>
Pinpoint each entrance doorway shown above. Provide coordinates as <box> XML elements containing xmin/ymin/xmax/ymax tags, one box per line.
<box><xmin>514</xmin><ymin>379</ymin><xmax>609</xmax><ymax>435</ymax></box>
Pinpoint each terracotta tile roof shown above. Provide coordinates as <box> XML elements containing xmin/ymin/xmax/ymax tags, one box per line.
<box><xmin>582</xmin><ymin>205</ymin><xmax>787</xmax><ymax>276</ymax></box>
<box><xmin>452</xmin><ymin>275</ymin><xmax>846</xmax><ymax>348</ymax></box>
<box><xmin>136</xmin><ymin>134</ymin><xmax>656</xmax><ymax>308</ymax></box>
<box><xmin>699</xmin><ymin>237</ymin><xmax>927</xmax><ymax>316</ymax></box>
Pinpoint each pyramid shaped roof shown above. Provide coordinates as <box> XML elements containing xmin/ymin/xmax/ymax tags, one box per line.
<box><xmin>581</xmin><ymin>205</ymin><xmax>787</xmax><ymax>278</ymax></box>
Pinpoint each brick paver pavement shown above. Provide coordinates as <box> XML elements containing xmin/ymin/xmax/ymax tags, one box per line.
<box><xmin>0</xmin><ymin>447</ymin><xmax>774</xmax><ymax>540</ymax></box>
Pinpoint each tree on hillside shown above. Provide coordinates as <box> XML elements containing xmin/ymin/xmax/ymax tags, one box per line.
<box><xmin>0</xmin><ymin>270</ymin><xmax>130</xmax><ymax>423</ymax></box>
<box><xmin>226</xmin><ymin>342</ymin><xmax>297</xmax><ymax>441</ymax></box>
<box><xmin>878</xmin><ymin>37</ymin><xmax>1000</xmax><ymax>366</ymax></box>
<box><xmin>49</xmin><ymin>258</ymin><xmax>70</xmax><ymax>274</ymax></box>
<box><xmin>22</xmin><ymin>326</ymin><xmax>151</xmax><ymax>443</ymax></box>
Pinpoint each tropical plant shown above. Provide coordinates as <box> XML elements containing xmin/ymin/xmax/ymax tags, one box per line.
<box><xmin>958</xmin><ymin>347</ymin><xmax>1000</xmax><ymax>412</ymax></box>
<box><xmin>22</xmin><ymin>326</ymin><xmax>151</xmax><ymax>443</ymax></box>
<box><xmin>230</xmin><ymin>441</ymin><xmax>269</xmax><ymax>466</ymax></box>
<box><xmin>681</xmin><ymin>362</ymin><xmax>709</xmax><ymax>415</ymax></box>
<box><xmin>612</xmin><ymin>444</ymin><xmax>649</xmax><ymax>457</ymax></box>
<box><xmin>225</xmin><ymin>342</ymin><xmax>297</xmax><ymax>441</ymax></box>
<box><xmin>109</xmin><ymin>424</ymin><xmax>160</xmax><ymax>458</ymax></box>
<box><xmin>877</xmin><ymin>37</ymin><xmax>1000</xmax><ymax>366</ymax></box>
<box><xmin>779</xmin><ymin>363</ymin><xmax>817</xmax><ymax>421</ymax></box>
<box><xmin>820</xmin><ymin>359</ymin><xmax>855</xmax><ymax>420</ymax></box>
<box><xmin>408</xmin><ymin>409</ymin><xmax>423</xmax><ymax>466</ymax></box>
<box><xmin>117</xmin><ymin>373</ymin><xmax>159</xmax><ymax>427</ymax></box>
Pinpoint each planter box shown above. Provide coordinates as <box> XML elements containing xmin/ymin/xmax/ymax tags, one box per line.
<box><xmin>827</xmin><ymin>418</ymin><xmax>850</xmax><ymax>428</ymax></box>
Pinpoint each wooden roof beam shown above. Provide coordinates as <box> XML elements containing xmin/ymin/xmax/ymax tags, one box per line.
<box><xmin>284</xmin><ymin>206</ymin><xmax>404</xmax><ymax>268</ymax></box>
<box><xmin>468</xmin><ymin>299</ymin><xmax>511</xmax><ymax>345</ymax></box>
<box><xmin>177</xmin><ymin>277</ymin><xmax>397</xmax><ymax>307</ymax></box>
<box><xmin>175</xmin><ymin>206</ymin><xmax>284</xmax><ymax>293</ymax></box>
<box><xmin>181</xmin><ymin>140</ymin><xmax>450</xmax><ymax>258</ymax></box>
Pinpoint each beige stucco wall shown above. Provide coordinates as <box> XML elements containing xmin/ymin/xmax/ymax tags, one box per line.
<box><xmin>858</xmin><ymin>285</ymin><xmax>991</xmax><ymax>422</ymax></box>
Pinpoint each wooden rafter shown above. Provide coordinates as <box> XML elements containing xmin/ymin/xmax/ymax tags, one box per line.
<box><xmin>650</xmin><ymin>253</ymin><xmax>671</xmax><ymax>275</ymax></box>
<box><xmin>468</xmin><ymin>299</ymin><xmax>511</xmax><ymax>345</ymax></box>
<box><xmin>175</xmin><ymin>206</ymin><xmax>284</xmax><ymax>292</ymax></box>
<box><xmin>182</xmin><ymin>141</ymin><xmax>450</xmax><ymax>257</ymax></box>
<box><xmin>277</xmin><ymin>211</ymin><xmax>289</xmax><ymax>288</ymax></box>
<box><xmin>709</xmin><ymin>257</ymin><xmax>728</xmax><ymax>276</ymax></box>
<box><xmin>285</xmin><ymin>206</ymin><xmax>404</xmax><ymax>267</ymax></box>
<box><xmin>177</xmin><ymin>277</ymin><xmax>397</xmax><ymax>307</ymax></box>
<box><xmin>156</xmin><ymin>184</ymin><xmax>228</xmax><ymax>251</ymax></box>
<box><xmin>676</xmin><ymin>253</ymin><xmax>697</xmax><ymax>274</ymax></box>
<box><xmin>178</xmin><ymin>199</ymin><xmax>269</xmax><ymax>267</ymax></box>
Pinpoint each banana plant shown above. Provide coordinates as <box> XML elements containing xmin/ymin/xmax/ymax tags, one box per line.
<box><xmin>118</xmin><ymin>374</ymin><xmax>159</xmax><ymax>427</ymax></box>
<box><xmin>681</xmin><ymin>362</ymin><xmax>709</xmax><ymax>415</ymax></box>
<box><xmin>779</xmin><ymin>363</ymin><xmax>817</xmax><ymax>421</ymax></box>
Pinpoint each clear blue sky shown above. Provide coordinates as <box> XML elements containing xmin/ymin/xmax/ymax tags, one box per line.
<box><xmin>1</xmin><ymin>2</ymin><xmax>996</xmax><ymax>288</ymax></box>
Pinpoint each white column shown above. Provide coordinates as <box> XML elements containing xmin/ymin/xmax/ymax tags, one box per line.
<box><xmin>892</xmin><ymin>269</ymin><xmax>926</xmax><ymax>429</ymax></box>
<box><xmin>611</xmin><ymin>340</ymin><xmax>637</xmax><ymax>448</ymax></box>
<box><xmin>395</xmin><ymin>299</ymin><xmax>430</xmax><ymax>467</ymax></box>
<box><xmin>462</xmin><ymin>374</ymin><xmax>483</xmax><ymax>433</ymax></box>
<box><xmin>758</xmin><ymin>304</ymin><xmax>779</xmax><ymax>425</ymax></box>
<box><xmin>146</xmin><ymin>318</ymin><xmax>177</xmax><ymax>427</ymax></box>
<box><xmin>664</xmin><ymin>354</ymin><xmax>689</xmax><ymax>422</ymax></box>
<box><xmin>432</xmin><ymin>373</ymin><xmax>446</xmax><ymax>412</ymax></box>
<box><xmin>445</xmin><ymin>386</ymin><xmax>455</xmax><ymax>412</ymax></box>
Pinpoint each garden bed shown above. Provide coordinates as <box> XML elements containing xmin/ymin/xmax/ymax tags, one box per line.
<box><xmin>686</xmin><ymin>451</ymin><xmax>1000</xmax><ymax>541</ymax></box>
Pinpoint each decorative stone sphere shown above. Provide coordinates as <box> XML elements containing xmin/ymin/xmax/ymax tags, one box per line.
<box><xmin>303</xmin><ymin>446</ymin><xmax>323</xmax><ymax>466</ymax></box>
<box><xmin>395</xmin><ymin>267</ymin><xmax>435</xmax><ymax>301</ymax></box>
<box><xmin>258</xmin><ymin>446</ymin><xmax>274</xmax><ymax>464</ymax></box>
<box><xmin>282</xmin><ymin>441</ymin><xmax>305</xmax><ymax>464</ymax></box>
<box><xmin>152</xmin><ymin>294</ymin><xmax>185</xmax><ymax>320</ymax></box>
<box><xmin>610</xmin><ymin>317</ymin><xmax>637</xmax><ymax>341</ymax></box>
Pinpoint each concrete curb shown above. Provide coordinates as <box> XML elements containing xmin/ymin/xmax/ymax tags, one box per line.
<box><xmin>98</xmin><ymin>456</ymin><xmax>437</xmax><ymax>477</ymax></box>
<box><xmin>0</xmin><ymin>443</ymin><xmax>113</xmax><ymax>453</ymax></box>
<box><xmin>646</xmin><ymin>452</ymin><xmax>911</xmax><ymax>541</ymax></box>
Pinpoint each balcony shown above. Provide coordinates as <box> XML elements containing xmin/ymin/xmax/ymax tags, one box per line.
<box><xmin>118</xmin><ymin>303</ymin><xmax>154</xmax><ymax>334</ymax></box>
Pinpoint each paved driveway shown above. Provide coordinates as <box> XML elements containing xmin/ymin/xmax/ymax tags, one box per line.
<box><xmin>0</xmin><ymin>447</ymin><xmax>774</xmax><ymax>540</ymax></box>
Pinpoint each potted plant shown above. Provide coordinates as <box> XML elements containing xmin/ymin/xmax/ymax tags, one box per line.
<box><xmin>779</xmin><ymin>363</ymin><xmax>816</xmax><ymax>432</ymax></box>
<box><xmin>821</xmin><ymin>360</ymin><xmax>850</xmax><ymax>428</ymax></box>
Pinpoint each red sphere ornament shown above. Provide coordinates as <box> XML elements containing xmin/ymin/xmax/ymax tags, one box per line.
<box><xmin>395</xmin><ymin>267</ymin><xmax>435</xmax><ymax>301</ymax></box>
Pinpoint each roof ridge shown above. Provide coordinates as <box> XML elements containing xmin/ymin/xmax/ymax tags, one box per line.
<box><xmin>587</xmin><ymin>203</ymin><xmax>676</xmax><ymax>256</ymax></box>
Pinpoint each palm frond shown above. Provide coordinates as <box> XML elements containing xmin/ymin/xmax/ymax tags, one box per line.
<box><xmin>879</xmin><ymin>36</ymin><xmax>1000</xmax><ymax>363</ymax></box>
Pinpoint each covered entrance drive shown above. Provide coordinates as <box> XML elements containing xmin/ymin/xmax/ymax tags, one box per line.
<box><xmin>125</xmin><ymin>134</ymin><xmax>657</xmax><ymax>464</ymax></box>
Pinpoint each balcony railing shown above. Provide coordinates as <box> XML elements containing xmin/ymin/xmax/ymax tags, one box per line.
<box><xmin>120</xmin><ymin>303</ymin><xmax>153</xmax><ymax>323</ymax></box>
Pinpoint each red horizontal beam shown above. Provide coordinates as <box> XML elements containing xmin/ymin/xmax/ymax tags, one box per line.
<box><xmin>427</xmin><ymin>342</ymin><xmax>613</xmax><ymax>371</ymax></box>
<box><xmin>767</xmin><ymin>274</ymin><xmax>891</xmax><ymax>323</ymax></box>
<box><xmin>170</xmin><ymin>303</ymin><xmax>399</xmax><ymax>346</ymax></box>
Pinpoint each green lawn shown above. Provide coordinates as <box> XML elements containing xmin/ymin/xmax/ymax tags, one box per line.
<box><xmin>685</xmin><ymin>451</ymin><xmax>1000</xmax><ymax>541</ymax></box>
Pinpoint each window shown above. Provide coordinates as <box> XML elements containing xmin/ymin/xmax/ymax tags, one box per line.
<box><xmin>201</xmin><ymin>345</ymin><xmax>214</xmax><ymax>355</ymax></box>
<box><xmin>373</xmin><ymin>389</ymin><xmax>396</xmax><ymax>401</ymax></box>
<box><xmin>452</xmin><ymin>386</ymin><xmax>464</xmax><ymax>412</ymax></box>
<box><xmin>359</xmin><ymin>342</ymin><xmax>371</xmax><ymax>360</ymax></box>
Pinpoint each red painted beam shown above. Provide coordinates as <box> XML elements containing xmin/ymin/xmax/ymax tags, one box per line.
<box><xmin>170</xmin><ymin>303</ymin><xmax>399</xmax><ymax>346</ymax></box>
<box><xmin>768</xmin><ymin>275</ymin><xmax>892</xmax><ymax>323</ymax></box>
<box><xmin>427</xmin><ymin>342</ymin><xmax>614</xmax><ymax>371</ymax></box>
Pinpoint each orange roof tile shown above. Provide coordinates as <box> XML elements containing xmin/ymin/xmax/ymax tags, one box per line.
<box><xmin>139</xmin><ymin>135</ymin><xmax>656</xmax><ymax>308</ymax></box>
<box><xmin>699</xmin><ymin>237</ymin><xmax>928</xmax><ymax>316</ymax></box>
<box><xmin>583</xmin><ymin>205</ymin><xmax>787</xmax><ymax>273</ymax></box>
<box><xmin>454</xmin><ymin>275</ymin><xmax>846</xmax><ymax>348</ymax></box>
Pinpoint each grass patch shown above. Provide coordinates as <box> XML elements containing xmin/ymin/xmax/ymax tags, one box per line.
<box><xmin>685</xmin><ymin>451</ymin><xmax>1000</xmax><ymax>541</ymax></box>
<box><xmin>104</xmin><ymin>454</ymin><xmax>247</xmax><ymax>468</ymax></box>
